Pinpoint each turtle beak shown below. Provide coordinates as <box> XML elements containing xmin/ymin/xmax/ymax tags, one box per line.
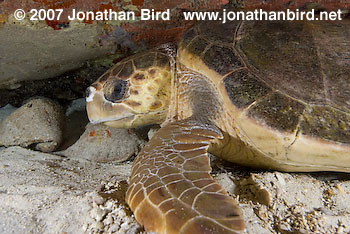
<box><xmin>85</xmin><ymin>86</ymin><xmax>136</xmax><ymax>127</ymax></box>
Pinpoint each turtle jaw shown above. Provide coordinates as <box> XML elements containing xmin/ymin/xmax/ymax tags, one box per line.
<box><xmin>86</xmin><ymin>86</ymin><xmax>138</xmax><ymax>128</ymax></box>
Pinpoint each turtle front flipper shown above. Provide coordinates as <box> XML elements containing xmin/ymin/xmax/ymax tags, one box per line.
<box><xmin>126</xmin><ymin>119</ymin><xmax>244</xmax><ymax>234</ymax></box>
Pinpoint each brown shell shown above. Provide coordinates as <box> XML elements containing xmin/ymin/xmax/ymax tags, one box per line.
<box><xmin>180</xmin><ymin>19</ymin><xmax>350</xmax><ymax>146</ymax></box>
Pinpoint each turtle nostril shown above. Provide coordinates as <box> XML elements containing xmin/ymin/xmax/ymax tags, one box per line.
<box><xmin>85</xmin><ymin>86</ymin><xmax>96</xmax><ymax>102</ymax></box>
<box><xmin>85</xmin><ymin>87</ymin><xmax>91</xmax><ymax>98</ymax></box>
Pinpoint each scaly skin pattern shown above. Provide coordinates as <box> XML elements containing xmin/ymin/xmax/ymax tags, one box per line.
<box><xmin>126</xmin><ymin>119</ymin><xmax>244</xmax><ymax>233</ymax></box>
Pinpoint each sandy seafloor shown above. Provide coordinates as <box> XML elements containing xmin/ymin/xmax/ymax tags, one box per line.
<box><xmin>0</xmin><ymin>101</ymin><xmax>350</xmax><ymax>234</ymax></box>
<box><xmin>0</xmin><ymin>147</ymin><xmax>350</xmax><ymax>233</ymax></box>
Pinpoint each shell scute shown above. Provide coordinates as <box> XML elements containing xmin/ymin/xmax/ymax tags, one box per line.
<box><xmin>236</xmin><ymin>20</ymin><xmax>325</xmax><ymax>104</ymax></box>
<box><xmin>186</xmin><ymin>36</ymin><xmax>211</xmax><ymax>57</ymax></box>
<box><xmin>223</xmin><ymin>69</ymin><xmax>272</xmax><ymax>109</ymax></box>
<box><xmin>301</xmin><ymin>106</ymin><xmax>350</xmax><ymax>144</ymax></box>
<box><xmin>181</xmin><ymin>27</ymin><xmax>198</xmax><ymax>47</ymax></box>
<box><xmin>203</xmin><ymin>45</ymin><xmax>243</xmax><ymax>76</ymax></box>
<box><xmin>197</xmin><ymin>20</ymin><xmax>239</xmax><ymax>44</ymax></box>
<box><xmin>248</xmin><ymin>92</ymin><xmax>305</xmax><ymax>133</ymax></box>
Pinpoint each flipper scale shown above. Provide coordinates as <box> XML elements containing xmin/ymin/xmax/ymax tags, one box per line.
<box><xmin>126</xmin><ymin>120</ymin><xmax>244</xmax><ymax>234</ymax></box>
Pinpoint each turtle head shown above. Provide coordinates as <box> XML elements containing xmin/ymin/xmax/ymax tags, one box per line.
<box><xmin>86</xmin><ymin>51</ymin><xmax>173</xmax><ymax>128</ymax></box>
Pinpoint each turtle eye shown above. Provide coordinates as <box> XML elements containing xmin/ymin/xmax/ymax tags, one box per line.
<box><xmin>103</xmin><ymin>80</ymin><xmax>128</xmax><ymax>102</ymax></box>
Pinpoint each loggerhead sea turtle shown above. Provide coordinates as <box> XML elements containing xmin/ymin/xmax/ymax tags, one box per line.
<box><xmin>85</xmin><ymin>19</ymin><xmax>350</xmax><ymax>233</ymax></box>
